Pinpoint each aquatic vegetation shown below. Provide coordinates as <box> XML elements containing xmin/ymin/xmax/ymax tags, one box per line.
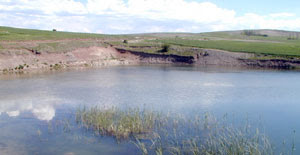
<box><xmin>133</xmin><ymin>114</ymin><xmax>274</xmax><ymax>155</ymax></box>
<box><xmin>75</xmin><ymin>106</ymin><xmax>275</xmax><ymax>154</ymax></box>
<box><xmin>195</xmin><ymin>127</ymin><xmax>273</xmax><ymax>155</ymax></box>
<box><xmin>76</xmin><ymin>106</ymin><xmax>162</xmax><ymax>140</ymax></box>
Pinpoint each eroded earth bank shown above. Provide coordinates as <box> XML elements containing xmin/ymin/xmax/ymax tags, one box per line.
<box><xmin>1</xmin><ymin>40</ymin><xmax>300</xmax><ymax>73</ymax></box>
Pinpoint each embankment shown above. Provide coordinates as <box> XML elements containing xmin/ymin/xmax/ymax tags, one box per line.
<box><xmin>0</xmin><ymin>46</ymin><xmax>194</xmax><ymax>73</ymax></box>
<box><xmin>1</xmin><ymin>45</ymin><xmax>300</xmax><ymax>73</ymax></box>
<box><xmin>115</xmin><ymin>48</ymin><xmax>194</xmax><ymax>64</ymax></box>
<box><xmin>239</xmin><ymin>58</ymin><xmax>300</xmax><ymax>69</ymax></box>
<box><xmin>193</xmin><ymin>49</ymin><xmax>300</xmax><ymax>69</ymax></box>
<box><xmin>117</xmin><ymin>48</ymin><xmax>300</xmax><ymax>69</ymax></box>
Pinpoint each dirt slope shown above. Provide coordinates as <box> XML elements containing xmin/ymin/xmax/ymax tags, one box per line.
<box><xmin>0</xmin><ymin>46</ymin><xmax>138</xmax><ymax>72</ymax></box>
<box><xmin>1</xmin><ymin>45</ymin><xmax>300</xmax><ymax>73</ymax></box>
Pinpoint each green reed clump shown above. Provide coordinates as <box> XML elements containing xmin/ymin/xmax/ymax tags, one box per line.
<box><xmin>133</xmin><ymin>113</ymin><xmax>274</xmax><ymax>155</ymax></box>
<box><xmin>196</xmin><ymin>127</ymin><xmax>273</xmax><ymax>155</ymax></box>
<box><xmin>76</xmin><ymin>106</ymin><xmax>161</xmax><ymax>140</ymax></box>
<box><xmin>75</xmin><ymin>106</ymin><xmax>275</xmax><ymax>154</ymax></box>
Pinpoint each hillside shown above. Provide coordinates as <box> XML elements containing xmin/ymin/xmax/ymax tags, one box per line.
<box><xmin>1</xmin><ymin>26</ymin><xmax>300</xmax><ymax>72</ymax></box>
<box><xmin>1</xmin><ymin>27</ymin><xmax>300</xmax><ymax>57</ymax></box>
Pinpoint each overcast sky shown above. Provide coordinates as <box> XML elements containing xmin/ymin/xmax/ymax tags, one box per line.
<box><xmin>1</xmin><ymin>0</ymin><xmax>300</xmax><ymax>34</ymax></box>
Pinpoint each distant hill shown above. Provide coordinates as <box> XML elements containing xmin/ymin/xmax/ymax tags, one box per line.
<box><xmin>1</xmin><ymin>26</ymin><xmax>300</xmax><ymax>58</ymax></box>
<box><xmin>1</xmin><ymin>26</ymin><xmax>300</xmax><ymax>72</ymax></box>
<box><xmin>1</xmin><ymin>26</ymin><xmax>300</xmax><ymax>41</ymax></box>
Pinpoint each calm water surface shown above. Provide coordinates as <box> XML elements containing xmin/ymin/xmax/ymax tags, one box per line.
<box><xmin>0</xmin><ymin>65</ymin><xmax>299</xmax><ymax>154</ymax></box>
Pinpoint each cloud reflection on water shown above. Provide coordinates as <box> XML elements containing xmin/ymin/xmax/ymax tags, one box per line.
<box><xmin>0</xmin><ymin>92</ymin><xmax>59</xmax><ymax>121</ymax></box>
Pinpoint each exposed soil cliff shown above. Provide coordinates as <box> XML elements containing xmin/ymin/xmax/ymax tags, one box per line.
<box><xmin>118</xmin><ymin>48</ymin><xmax>300</xmax><ymax>69</ymax></box>
<box><xmin>0</xmin><ymin>46</ymin><xmax>196</xmax><ymax>73</ymax></box>
<box><xmin>194</xmin><ymin>49</ymin><xmax>254</xmax><ymax>66</ymax></box>
<box><xmin>239</xmin><ymin>58</ymin><xmax>300</xmax><ymax>69</ymax></box>
<box><xmin>116</xmin><ymin>48</ymin><xmax>194</xmax><ymax>64</ymax></box>
<box><xmin>194</xmin><ymin>49</ymin><xmax>300</xmax><ymax>69</ymax></box>
<box><xmin>1</xmin><ymin>45</ymin><xmax>300</xmax><ymax>73</ymax></box>
<box><xmin>0</xmin><ymin>46</ymin><xmax>138</xmax><ymax>72</ymax></box>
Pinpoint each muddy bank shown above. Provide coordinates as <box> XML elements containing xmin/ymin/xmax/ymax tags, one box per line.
<box><xmin>116</xmin><ymin>48</ymin><xmax>194</xmax><ymax>64</ymax></box>
<box><xmin>115</xmin><ymin>48</ymin><xmax>300</xmax><ymax>69</ymax></box>
<box><xmin>0</xmin><ymin>46</ymin><xmax>139</xmax><ymax>73</ymax></box>
<box><xmin>194</xmin><ymin>49</ymin><xmax>254</xmax><ymax>66</ymax></box>
<box><xmin>0</xmin><ymin>46</ymin><xmax>195</xmax><ymax>73</ymax></box>
<box><xmin>191</xmin><ymin>48</ymin><xmax>300</xmax><ymax>69</ymax></box>
<box><xmin>1</xmin><ymin>46</ymin><xmax>300</xmax><ymax>73</ymax></box>
<box><xmin>239</xmin><ymin>58</ymin><xmax>300</xmax><ymax>69</ymax></box>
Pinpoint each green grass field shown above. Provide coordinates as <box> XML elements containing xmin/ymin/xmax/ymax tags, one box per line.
<box><xmin>33</xmin><ymin>41</ymin><xmax>106</xmax><ymax>53</ymax></box>
<box><xmin>0</xmin><ymin>26</ymin><xmax>109</xmax><ymax>41</ymax></box>
<box><xmin>1</xmin><ymin>26</ymin><xmax>300</xmax><ymax>58</ymax></box>
<box><xmin>153</xmin><ymin>38</ymin><xmax>300</xmax><ymax>57</ymax></box>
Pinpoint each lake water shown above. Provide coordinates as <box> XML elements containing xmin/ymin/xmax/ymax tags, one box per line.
<box><xmin>0</xmin><ymin>65</ymin><xmax>300</xmax><ymax>154</ymax></box>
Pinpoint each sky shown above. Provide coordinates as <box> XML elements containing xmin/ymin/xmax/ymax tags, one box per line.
<box><xmin>0</xmin><ymin>0</ymin><xmax>300</xmax><ymax>34</ymax></box>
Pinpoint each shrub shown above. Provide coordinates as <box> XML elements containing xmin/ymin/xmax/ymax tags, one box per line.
<box><xmin>18</xmin><ymin>65</ymin><xmax>24</xmax><ymax>70</ymax></box>
<box><xmin>123</xmin><ymin>40</ymin><xmax>128</xmax><ymax>44</ymax></box>
<box><xmin>53</xmin><ymin>64</ymin><xmax>62</xmax><ymax>70</ymax></box>
<box><xmin>160</xmin><ymin>44</ymin><xmax>170</xmax><ymax>53</ymax></box>
<box><xmin>243</xmin><ymin>30</ymin><xmax>255</xmax><ymax>36</ymax></box>
<box><xmin>52</xmin><ymin>29</ymin><xmax>57</xmax><ymax>32</ymax></box>
<box><xmin>243</xmin><ymin>30</ymin><xmax>268</xmax><ymax>37</ymax></box>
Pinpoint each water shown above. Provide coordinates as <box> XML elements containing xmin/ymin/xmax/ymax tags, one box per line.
<box><xmin>0</xmin><ymin>65</ymin><xmax>300</xmax><ymax>154</ymax></box>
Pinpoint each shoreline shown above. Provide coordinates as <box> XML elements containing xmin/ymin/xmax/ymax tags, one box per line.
<box><xmin>1</xmin><ymin>45</ymin><xmax>300</xmax><ymax>75</ymax></box>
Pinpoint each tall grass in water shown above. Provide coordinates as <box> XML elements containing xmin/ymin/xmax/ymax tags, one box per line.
<box><xmin>75</xmin><ymin>106</ymin><xmax>275</xmax><ymax>154</ymax></box>
<box><xmin>76</xmin><ymin>106</ymin><xmax>161</xmax><ymax>140</ymax></box>
<box><xmin>140</xmin><ymin>113</ymin><xmax>274</xmax><ymax>155</ymax></box>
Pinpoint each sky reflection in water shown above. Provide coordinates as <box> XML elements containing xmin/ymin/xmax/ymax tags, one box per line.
<box><xmin>0</xmin><ymin>66</ymin><xmax>300</xmax><ymax>154</ymax></box>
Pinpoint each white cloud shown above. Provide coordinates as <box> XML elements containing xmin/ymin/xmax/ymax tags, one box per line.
<box><xmin>96</xmin><ymin>29</ymin><xmax>103</xmax><ymax>33</ymax></box>
<box><xmin>269</xmin><ymin>13</ymin><xmax>295</xmax><ymax>18</ymax></box>
<box><xmin>0</xmin><ymin>0</ymin><xmax>300</xmax><ymax>33</ymax></box>
<box><xmin>87</xmin><ymin>0</ymin><xmax>126</xmax><ymax>14</ymax></box>
<box><xmin>234</xmin><ymin>13</ymin><xmax>300</xmax><ymax>31</ymax></box>
<box><xmin>86</xmin><ymin>0</ymin><xmax>236</xmax><ymax>24</ymax></box>
<box><xmin>1</xmin><ymin>0</ymin><xmax>87</xmax><ymax>15</ymax></box>
<box><xmin>110</xmin><ymin>25</ymin><xmax>134</xmax><ymax>31</ymax></box>
<box><xmin>146</xmin><ymin>26</ymin><xmax>165</xmax><ymax>32</ymax></box>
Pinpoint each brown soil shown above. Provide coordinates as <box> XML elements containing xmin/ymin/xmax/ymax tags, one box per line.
<box><xmin>1</xmin><ymin>45</ymin><xmax>300</xmax><ymax>73</ymax></box>
<box><xmin>0</xmin><ymin>46</ymin><xmax>139</xmax><ymax>72</ymax></box>
<box><xmin>195</xmin><ymin>49</ymin><xmax>254</xmax><ymax>66</ymax></box>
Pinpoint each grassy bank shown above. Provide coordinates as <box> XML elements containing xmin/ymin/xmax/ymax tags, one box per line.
<box><xmin>1</xmin><ymin>26</ymin><xmax>300</xmax><ymax>59</ymax></box>
<box><xmin>0</xmin><ymin>26</ymin><xmax>107</xmax><ymax>41</ymax></box>
<box><xmin>153</xmin><ymin>39</ymin><xmax>300</xmax><ymax>57</ymax></box>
